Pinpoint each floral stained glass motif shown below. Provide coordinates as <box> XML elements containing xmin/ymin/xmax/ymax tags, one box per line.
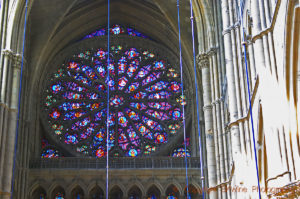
<box><xmin>43</xmin><ymin>46</ymin><xmax>185</xmax><ymax>157</ymax></box>
<box><xmin>83</xmin><ymin>24</ymin><xmax>148</xmax><ymax>40</ymax></box>
<box><xmin>172</xmin><ymin>147</ymin><xmax>191</xmax><ymax>157</ymax></box>
<box><xmin>41</xmin><ymin>138</ymin><xmax>62</xmax><ymax>158</ymax></box>
<box><xmin>41</xmin><ymin>149</ymin><xmax>60</xmax><ymax>158</ymax></box>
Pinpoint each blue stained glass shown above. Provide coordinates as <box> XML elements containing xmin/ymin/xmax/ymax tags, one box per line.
<box><xmin>125</xmin><ymin>108</ymin><xmax>139</xmax><ymax>120</ymax></box>
<box><xmin>127</xmin><ymin>27</ymin><xmax>148</xmax><ymax>38</ymax></box>
<box><xmin>135</xmin><ymin>65</ymin><xmax>151</xmax><ymax>80</ymax></box>
<box><xmin>118</xmin><ymin>76</ymin><xmax>128</xmax><ymax>90</ymax></box>
<box><xmin>130</xmin><ymin>102</ymin><xmax>147</xmax><ymax>110</ymax></box>
<box><xmin>172</xmin><ymin>147</ymin><xmax>191</xmax><ymax>157</ymax></box>
<box><xmin>147</xmin><ymin>195</ymin><xmax>157</xmax><ymax>199</ymax></box>
<box><xmin>142</xmin><ymin>72</ymin><xmax>162</xmax><ymax>86</ymax></box>
<box><xmin>166</xmin><ymin>196</ymin><xmax>177</xmax><ymax>199</ymax></box>
<box><xmin>148</xmin><ymin>91</ymin><xmax>171</xmax><ymax>99</ymax></box>
<box><xmin>154</xmin><ymin>132</ymin><xmax>167</xmax><ymax>144</ymax></box>
<box><xmin>148</xmin><ymin>102</ymin><xmax>172</xmax><ymax>110</ymax></box>
<box><xmin>126</xmin><ymin>48</ymin><xmax>139</xmax><ymax>59</ymax></box>
<box><xmin>146</xmin><ymin>109</ymin><xmax>169</xmax><ymax>120</ymax></box>
<box><xmin>153</xmin><ymin>61</ymin><xmax>165</xmax><ymax>70</ymax></box>
<box><xmin>51</xmin><ymin>83</ymin><xmax>63</xmax><ymax>93</ymax></box>
<box><xmin>65</xmin><ymin>134</ymin><xmax>78</xmax><ymax>144</ymax></box>
<box><xmin>82</xmin><ymin>25</ymin><xmax>149</xmax><ymax>40</ymax></box>
<box><xmin>127</xmin><ymin>59</ymin><xmax>139</xmax><ymax>77</ymax></box>
<box><xmin>64</xmin><ymin>82</ymin><xmax>87</xmax><ymax>92</ymax></box>
<box><xmin>126</xmin><ymin>82</ymin><xmax>139</xmax><ymax>92</ymax></box>
<box><xmin>94</xmin><ymin>128</ymin><xmax>105</xmax><ymax>142</ymax></box>
<box><xmin>55</xmin><ymin>193</ymin><xmax>65</xmax><ymax>199</ymax></box>
<box><xmin>131</xmin><ymin>91</ymin><xmax>147</xmax><ymax>100</ymax></box>
<box><xmin>118</xmin><ymin>112</ymin><xmax>128</xmax><ymax>127</ymax></box>
<box><xmin>96</xmin><ymin>64</ymin><xmax>106</xmax><ymax>77</ymax></box>
<box><xmin>145</xmin><ymin>81</ymin><xmax>168</xmax><ymax>92</ymax></box>
<box><xmin>41</xmin><ymin>149</ymin><xmax>60</xmax><ymax>158</ymax></box>
<box><xmin>128</xmin><ymin>148</ymin><xmax>139</xmax><ymax>157</ymax></box>
<box><xmin>110</xmin><ymin>24</ymin><xmax>124</xmax><ymax>35</ymax></box>
<box><xmin>170</xmin><ymin>108</ymin><xmax>182</xmax><ymax>120</ymax></box>
<box><xmin>169</xmin><ymin>82</ymin><xmax>181</xmax><ymax>93</ymax></box>
<box><xmin>118</xmin><ymin>57</ymin><xmax>127</xmax><ymax>74</ymax></box>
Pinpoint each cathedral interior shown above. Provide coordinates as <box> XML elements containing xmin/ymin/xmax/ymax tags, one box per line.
<box><xmin>0</xmin><ymin>0</ymin><xmax>299</xmax><ymax>198</ymax></box>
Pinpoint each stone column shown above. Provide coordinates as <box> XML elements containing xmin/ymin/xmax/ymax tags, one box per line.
<box><xmin>1</xmin><ymin>52</ymin><xmax>22</xmax><ymax>199</ymax></box>
<box><xmin>0</xmin><ymin>49</ymin><xmax>14</xmax><ymax>196</ymax></box>
<box><xmin>246</xmin><ymin>38</ymin><xmax>257</xmax><ymax>91</ymax></box>
<box><xmin>221</xmin><ymin>0</ymin><xmax>243</xmax><ymax>198</ymax></box>
<box><xmin>221</xmin><ymin>0</ymin><xmax>241</xmax><ymax>159</ymax></box>
<box><xmin>252</xmin><ymin>0</ymin><xmax>266</xmax><ymax>75</ymax></box>
<box><xmin>197</xmin><ymin>53</ymin><xmax>217</xmax><ymax>198</ymax></box>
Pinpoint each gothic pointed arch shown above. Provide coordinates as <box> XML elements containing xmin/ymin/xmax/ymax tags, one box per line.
<box><xmin>109</xmin><ymin>185</ymin><xmax>123</xmax><ymax>199</ymax></box>
<box><xmin>146</xmin><ymin>185</ymin><xmax>161</xmax><ymax>199</ymax></box>
<box><xmin>165</xmin><ymin>184</ymin><xmax>180</xmax><ymax>199</ymax></box>
<box><xmin>31</xmin><ymin>186</ymin><xmax>47</xmax><ymax>199</ymax></box>
<box><xmin>127</xmin><ymin>185</ymin><xmax>142</xmax><ymax>199</ymax></box>
<box><xmin>89</xmin><ymin>185</ymin><xmax>104</xmax><ymax>199</ymax></box>
<box><xmin>71</xmin><ymin>185</ymin><xmax>85</xmax><ymax>199</ymax></box>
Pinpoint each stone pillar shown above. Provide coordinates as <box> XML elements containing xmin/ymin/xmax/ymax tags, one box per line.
<box><xmin>0</xmin><ymin>49</ymin><xmax>15</xmax><ymax>196</ymax></box>
<box><xmin>221</xmin><ymin>0</ymin><xmax>241</xmax><ymax>159</ymax></box>
<box><xmin>197</xmin><ymin>53</ymin><xmax>217</xmax><ymax>198</ymax></box>
<box><xmin>252</xmin><ymin>0</ymin><xmax>266</xmax><ymax>75</ymax></box>
<box><xmin>221</xmin><ymin>0</ymin><xmax>242</xmax><ymax>198</ymax></box>
<box><xmin>246</xmin><ymin>38</ymin><xmax>257</xmax><ymax>91</ymax></box>
<box><xmin>1</xmin><ymin>52</ymin><xmax>22</xmax><ymax>199</ymax></box>
<box><xmin>211</xmin><ymin>48</ymin><xmax>228</xmax><ymax>199</ymax></box>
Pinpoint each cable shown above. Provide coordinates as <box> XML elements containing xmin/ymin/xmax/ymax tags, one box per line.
<box><xmin>11</xmin><ymin>0</ymin><xmax>29</xmax><ymax>198</ymax></box>
<box><xmin>188</xmin><ymin>0</ymin><xmax>205</xmax><ymax>198</ymax></box>
<box><xmin>235</xmin><ymin>0</ymin><xmax>261</xmax><ymax>198</ymax></box>
<box><xmin>176</xmin><ymin>0</ymin><xmax>190</xmax><ymax>198</ymax></box>
<box><xmin>106</xmin><ymin>0</ymin><xmax>110</xmax><ymax>198</ymax></box>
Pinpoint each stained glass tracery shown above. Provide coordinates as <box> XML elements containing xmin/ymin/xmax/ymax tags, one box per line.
<box><xmin>41</xmin><ymin>138</ymin><xmax>61</xmax><ymax>158</ymax></box>
<box><xmin>43</xmin><ymin>35</ymin><xmax>186</xmax><ymax>158</ymax></box>
<box><xmin>172</xmin><ymin>147</ymin><xmax>191</xmax><ymax>157</ymax></box>
<box><xmin>83</xmin><ymin>24</ymin><xmax>148</xmax><ymax>40</ymax></box>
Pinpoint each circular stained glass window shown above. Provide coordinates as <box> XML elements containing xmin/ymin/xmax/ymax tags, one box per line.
<box><xmin>42</xmin><ymin>37</ymin><xmax>187</xmax><ymax>157</ymax></box>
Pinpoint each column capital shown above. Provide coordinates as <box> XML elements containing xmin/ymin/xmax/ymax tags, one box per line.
<box><xmin>2</xmin><ymin>49</ymin><xmax>14</xmax><ymax>58</ymax></box>
<box><xmin>196</xmin><ymin>53</ymin><xmax>210</xmax><ymax>69</ymax></box>
<box><xmin>13</xmin><ymin>54</ymin><xmax>23</xmax><ymax>70</ymax></box>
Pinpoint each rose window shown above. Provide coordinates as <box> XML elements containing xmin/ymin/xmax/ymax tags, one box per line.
<box><xmin>42</xmin><ymin>27</ymin><xmax>187</xmax><ymax>157</ymax></box>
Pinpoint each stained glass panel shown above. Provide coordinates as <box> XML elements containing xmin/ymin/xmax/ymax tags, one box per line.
<box><xmin>83</xmin><ymin>24</ymin><xmax>148</xmax><ymax>40</ymax></box>
<box><xmin>42</xmin><ymin>43</ymin><xmax>185</xmax><ymax>157</ymax></box>
<box><xmin>172</xmin><ymin>147</ymin><xmax>191</xmax><ymax>157</ymax></box>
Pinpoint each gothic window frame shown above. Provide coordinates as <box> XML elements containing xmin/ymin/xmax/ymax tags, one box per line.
<box><xmin>40</xmin><ymin>32</ymin><xmax>192</xmax><ymax>158</ymax></box>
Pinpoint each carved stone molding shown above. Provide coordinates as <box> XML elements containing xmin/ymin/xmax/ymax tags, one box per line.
<box><xmin>1</xmin><ymin>50</ymin><xmax>25</xmax><ymax>69</ymax></box>
<box><xmin>203</xmin><ymin>104</ymin><xmax>212</xmax><ymax>111</ymax></box>
<box><xmin>196</xmin><ymin>53</ymin><xmax>209</xmax><ymax>69</ymax></box>
<box><xmin>13</xmin><ymin>54</ymin><xmax>23</xmax><ymax>70</ymax></box>
<box><xmin>2</xmin><ymin>49</ymin><xmax>14</xmax><ymax>58</ymax></box>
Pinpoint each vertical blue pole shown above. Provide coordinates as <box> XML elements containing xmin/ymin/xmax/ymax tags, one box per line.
<box><xmin>176</xmin><ymin>0</ymin><xmax>189</xmax><ymax>198</ymax></box>
<box><xmin>188</xmin><ymin>0</ymin><xmax>206</xmax><ymax>198</ymax></box>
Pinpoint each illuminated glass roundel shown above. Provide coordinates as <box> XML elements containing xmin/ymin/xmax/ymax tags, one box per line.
<box><xmin>42</xmin><ymin>45</ymin><xmax>185</xmax><ymax>157</ymax></box>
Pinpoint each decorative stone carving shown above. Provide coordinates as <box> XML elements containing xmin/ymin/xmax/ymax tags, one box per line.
<box><xmin>2</xmin><ymin>49</ymin><xmax>14</xmax><ymax>58</ymax></box>
<box><xmin>196</xmin><ymin>53</ymin><xmax>209</xmax><ymax>69</ymax></box>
